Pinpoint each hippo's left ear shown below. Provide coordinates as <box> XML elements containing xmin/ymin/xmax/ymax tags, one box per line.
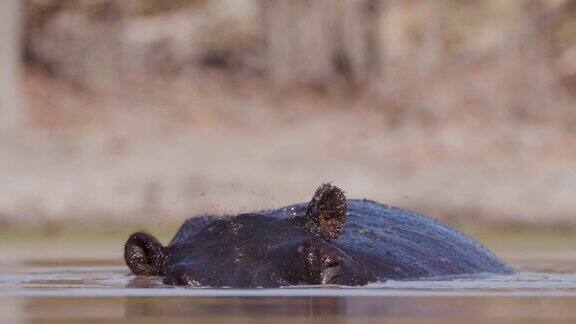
<box><xmin>124</xmin><ymin>232</ymin><xmax>165</xmax><ymax>276</ymax></box>
<box><xmin>304</xmin><ymin>183</ymin><xmax>348</xmax><ymax>241</ymax></box>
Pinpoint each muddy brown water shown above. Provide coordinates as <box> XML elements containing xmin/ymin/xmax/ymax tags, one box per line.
<box><xmin>2</xmin><ymin>259</ymin><xmax>576</xmax><ymax>323</ymax></box>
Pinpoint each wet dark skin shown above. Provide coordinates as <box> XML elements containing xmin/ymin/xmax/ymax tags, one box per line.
<box><xmin>125</xmin><ymin>184</ymin><xmax>512</xmax><ymax>287</ymax></box>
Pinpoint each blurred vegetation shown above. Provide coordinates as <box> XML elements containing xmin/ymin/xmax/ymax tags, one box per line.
<box><xmin>23</xmin><ymin>0</ymin><xmax>576</xmax><ymax>103</ymax></box>
<box><xmin>27</xmin><ymin>0</ymin><xmax>208</xmax><ymax>20</ymax></box>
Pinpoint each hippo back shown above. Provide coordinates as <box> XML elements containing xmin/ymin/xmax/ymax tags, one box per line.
<box><xmin>261</xmin><ymin>199</ymin><xmax>512</xmax><ymax>280</ymax></box>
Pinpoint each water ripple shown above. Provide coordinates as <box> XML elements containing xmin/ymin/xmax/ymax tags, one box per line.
<box><xmin>3</xmin><ymin>266</ymin><xmax>576</xmax><ymax>297</ymax></box>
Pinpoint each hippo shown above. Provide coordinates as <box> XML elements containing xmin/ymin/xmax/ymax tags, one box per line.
<box><xmin>124</xmin><ymin>183</ymin><xmax>512</xmax><ymax>287</ymax></box>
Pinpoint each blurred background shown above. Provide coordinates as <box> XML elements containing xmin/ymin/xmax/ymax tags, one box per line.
<box><xmin>1</xmin><ymin>0</ymin><xmax>576</xmax><ymax>253</ymax></box>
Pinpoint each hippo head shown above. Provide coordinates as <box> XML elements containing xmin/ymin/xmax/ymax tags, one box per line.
<box><xmin>124</xmin><ymin>184</ymin><xmax>375</xmax><ymax>287</ymax></box>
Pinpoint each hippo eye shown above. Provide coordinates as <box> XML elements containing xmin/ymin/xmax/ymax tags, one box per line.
<box><xmin>325</xmin><ymin>260</ymin><xmax>340</xmax><ymax>269</ymax></box>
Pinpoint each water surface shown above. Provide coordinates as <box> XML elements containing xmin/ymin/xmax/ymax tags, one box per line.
<box><xmin>2</xmin><ymin>261</ymin><xmax>576</xmax><ymax>323</ymax></box>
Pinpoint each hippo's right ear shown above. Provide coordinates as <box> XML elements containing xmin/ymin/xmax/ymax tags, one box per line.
<box><xmin>124</xmin><ymin>232</ymin><xmax>164</xmax><ymax>276</ymax></box>
<box><xmin>304</xmin><ymin>183</ymin><xmax>348</xmax><ymax>241</ymax></box>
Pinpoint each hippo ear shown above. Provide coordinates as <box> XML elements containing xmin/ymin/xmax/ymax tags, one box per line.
<box><xmin>304</xmin><ymin>183</ymin><xmax>348</xmax><ymax>241</ymax></box>
<box><xmin>124</xmin><ymin>232</ymin><xmax>164</xmax><ymax>276</ymax></box>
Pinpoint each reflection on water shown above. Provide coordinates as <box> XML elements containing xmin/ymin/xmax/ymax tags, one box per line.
<box><xmin>2</xmin><ymin>264</ymin><xmax>576</xmax><ymax>322</ymax></box>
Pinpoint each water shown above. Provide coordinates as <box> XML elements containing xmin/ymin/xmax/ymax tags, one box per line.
<box><xmin>2</xmin><ymin>262</ymin><xmax>576</xmax><ymax>322</ymax></box>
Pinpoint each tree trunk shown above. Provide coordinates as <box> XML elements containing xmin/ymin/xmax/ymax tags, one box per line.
<box><xmin>260</xmin><ymin>0</ymin><xmax>383</xmax><ymax>89</ymax></box>
<box><xmin>0</xmin><ymin>0</ymin><xmax>23</xmax><ymax>131</ymax></box>
<box><xmin>419</xmin><ymin>0</ymin><xmax>446</xmax><ymax>73</ymax></box>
